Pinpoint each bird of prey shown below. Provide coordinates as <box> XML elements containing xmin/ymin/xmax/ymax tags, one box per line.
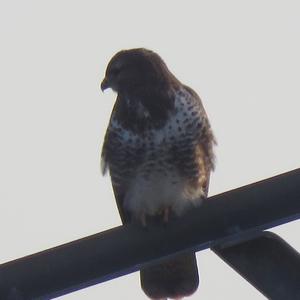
<box><xmin>101</xmin><ymin>48</ymin><xmax>216</xmax><ymax>299</ymax></box>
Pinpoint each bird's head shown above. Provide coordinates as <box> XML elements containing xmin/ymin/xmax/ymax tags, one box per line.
<box><xmin>101</xmin><ymin>48</ymin><xmax>177</xmax><ymax>94</ymax></box>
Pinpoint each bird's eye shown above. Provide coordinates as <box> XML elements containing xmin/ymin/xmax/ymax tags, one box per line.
<box><xmin>111</xmin><ymin>67</ymin><xmax>121</xmax><ymax>76</ymax></box>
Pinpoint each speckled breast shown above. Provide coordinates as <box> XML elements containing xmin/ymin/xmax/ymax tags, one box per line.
<box><xmin>105</xmin><ymin>88</ymin><xmax>208</xmax><ymax>216</ymax></box>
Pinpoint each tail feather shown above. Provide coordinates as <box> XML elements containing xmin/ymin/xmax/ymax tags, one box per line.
<box><xmin>140</xmin><ymin>252</ymin><xmax>199</xmax><ymax>299</ymax></box>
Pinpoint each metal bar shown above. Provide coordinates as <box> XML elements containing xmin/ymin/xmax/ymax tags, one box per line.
<box><xmin>213</xmin><ymin>232</ymin><xmax>300</xmax><ymax>300</ymax></box>
<box><xmin>0</xmin><ymin>168</ymin><xmax>299</xmax><ymax>299</ymax></box>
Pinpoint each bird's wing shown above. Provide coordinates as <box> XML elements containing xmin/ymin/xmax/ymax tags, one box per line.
<box><xmin>182</xmin><ymin>84</ymin><xmax>216</xmax><ymax>168</ymax></box>
<box><xmin>101</xmin><ymin>117</ymin><xmax>132</xmax><ymax>224</ymax></box>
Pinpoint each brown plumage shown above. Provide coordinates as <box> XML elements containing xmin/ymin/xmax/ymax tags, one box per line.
<box><xmin>101</xmin><ymin>48</ymin><xmax>216</xmax><ymax>299</ymax></box>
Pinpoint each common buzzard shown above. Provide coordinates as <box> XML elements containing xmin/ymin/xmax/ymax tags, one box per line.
<box><xmin>101</xmin><ymin>48</ymin><xmax>216</xmax><ymax>299</ymax></box>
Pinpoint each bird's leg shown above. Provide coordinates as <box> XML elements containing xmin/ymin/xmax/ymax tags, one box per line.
<box><xmin>162</xmin><ymin>206</ymin><xmax>170</xmax><ymax>224</ymax></box>
<box><xmin>140</xmin><ymin>212</ymin><xmax>147</xmax><ymax>227</ymax></box>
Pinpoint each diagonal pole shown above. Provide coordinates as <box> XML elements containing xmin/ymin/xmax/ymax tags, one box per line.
<box><xmin>213</xmin><ymin>232</ymin><xmax>300</xmax><ymax>300</ymax></box>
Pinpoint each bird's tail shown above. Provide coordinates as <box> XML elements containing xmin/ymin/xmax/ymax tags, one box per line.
<box><xmin>140</xmin><ymin>252</ymin><xmax>199</xmax><ymax>299</ymax></box>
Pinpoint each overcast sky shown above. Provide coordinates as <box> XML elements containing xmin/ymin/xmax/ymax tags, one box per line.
<box><xmin>0</xmin><ymin>1</ymin><xmax>299</xmax><ymax>299</ymax></box>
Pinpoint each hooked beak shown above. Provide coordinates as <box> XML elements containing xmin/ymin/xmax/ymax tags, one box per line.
<box><xmin>101</xmin><ymin>77</ymin><xmax>110</xmax><ymax>92</ymax></box>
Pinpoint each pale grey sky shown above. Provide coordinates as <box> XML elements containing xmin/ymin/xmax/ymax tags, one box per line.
<box><xmin>0</xmin><ymin>1</ymin><xmax>299</xmax><ymax>299</ymax></box>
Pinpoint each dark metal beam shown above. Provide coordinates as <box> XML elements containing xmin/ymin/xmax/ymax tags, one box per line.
<box><xmin>0</xmin><ymin>168</ymin><xmax>299</xmax><ymax>299</ymax></box>
<box><xmin>213</xmin><ymin>232</ymin><xmax>300</xmax><ymax>300</ymax></box>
